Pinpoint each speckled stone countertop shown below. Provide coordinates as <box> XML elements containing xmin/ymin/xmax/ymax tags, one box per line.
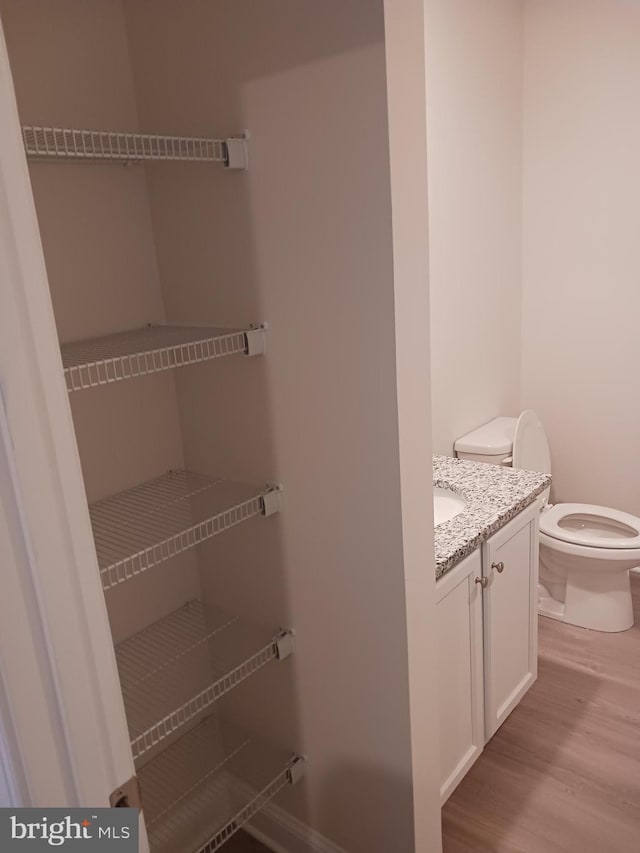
<box><xmin>433</xmin><ymin>455</ymin><xmax>551</xmax><ymax>580</ymax></box>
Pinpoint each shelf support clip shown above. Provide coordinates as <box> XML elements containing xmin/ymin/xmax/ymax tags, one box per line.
<box><xmin>261</xmin><ymin>483</ymin><xmax>283</xmax><ymax>517</ymax></box>
<box><xmin>275</xmin><ymin>630</ymin><xmax>294</xmax><ymax>661</ymax></box>
<box><xmin>224</xmin><ymin>131</ymin><xmax>249</xmax><ymax>170</ymax></box>
<box><xmin>287</xmin><ymin>756</ymin><xmax>306</xmax><ymax>786</ymax></box>
<box><xmin>245</xmin><ymin>323</ymin><xmax>267</xmax><ymax>357</ymax></box>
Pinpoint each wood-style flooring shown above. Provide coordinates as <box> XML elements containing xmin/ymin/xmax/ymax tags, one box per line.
<box><xmin>442</xmin><ymin>574</ymin><xmax>640</xmax><ymax>852</ymax></box>
<box><xmin>225</xmin><ymin>580</ymin><xmax>640</xmax><ymax>853</ymax></box>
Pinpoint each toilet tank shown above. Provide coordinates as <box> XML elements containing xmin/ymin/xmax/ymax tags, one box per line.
<box><xmin>454</xmin><ymin>417</ymin><xmax>517</xmax><ymax>466</ymax></box>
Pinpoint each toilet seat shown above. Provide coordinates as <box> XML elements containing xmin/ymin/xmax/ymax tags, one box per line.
<box><xmin>513</xmin><ymin>410</ymin><xmax>640</xmax><ymax>556</ymax></box>
<box><xmin>540</xmin><ymin>502</ymin><xmax>640</xmax><ymax>550</ymax></box>
<box><xmin>539</xmin><ymin>530</ymin><xmax>640</xmax><ymax>564</ymax></box>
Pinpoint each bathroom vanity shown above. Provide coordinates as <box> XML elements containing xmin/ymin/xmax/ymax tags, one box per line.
<box><xmin>433</xmin><ymin>456</ymin><xmax>551</xmax><ymax>803</ymax></box>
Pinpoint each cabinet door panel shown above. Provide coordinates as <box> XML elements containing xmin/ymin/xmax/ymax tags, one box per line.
<box><xmin>482</xmin><ymin>507</ymin><xmax>539</xmax><ymax>740</ymax></box>
<box><xmin>436</xmin><ymin>549</ymin><xmax>484</xmax><ymax>803</ymax></box>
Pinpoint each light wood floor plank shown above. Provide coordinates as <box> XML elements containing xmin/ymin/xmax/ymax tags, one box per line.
<box><xmin>442</xmin><ymin>575</ymin><xmax>640</xmax><ymax>852</ymax></box>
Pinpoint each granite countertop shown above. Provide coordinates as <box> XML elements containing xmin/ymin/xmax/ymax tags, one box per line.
<box><xmin>433</xmin><ymin>455</ymin><xmax>551</xmax><ymax>580</ymax></box>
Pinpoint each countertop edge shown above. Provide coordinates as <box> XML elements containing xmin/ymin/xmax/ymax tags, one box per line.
<box><xmin>433</xmin><ymin>456</ymin><xmax>551</xmax><ymax>581</ymax></box>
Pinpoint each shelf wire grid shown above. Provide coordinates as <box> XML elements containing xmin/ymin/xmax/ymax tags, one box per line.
<box><xmin>90</xmin><ymin>471</ymin><xmax>268</xmax><ymax>590</ymax></box>
<box><xmin>62</xmin><ymin>325</ymin><xmax>250</xmax><ymax>392</ymax></box>
<box><xmin>140</xmin><ymin>719</ymin><xmax>298</xmax><ymax>853</ymax></box>
<box><xmin>115</xmin><ymin>600</ymin><xmax>285</xmax><ymax>762</ymax></box>
<box><xmin>23</xmin><ymin>126</ymin><xmax>228</xmax><ymax>163</ymax></box>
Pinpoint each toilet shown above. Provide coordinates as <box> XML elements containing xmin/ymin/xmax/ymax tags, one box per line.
<box><xmin>454</xmin><ymin>411</ymin><xmax>639</xmax><ymax>632</ymax></box>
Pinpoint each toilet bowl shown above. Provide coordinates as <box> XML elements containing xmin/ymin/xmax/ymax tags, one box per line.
<box><xmin>538</xmin><ymin>504</ymin><xmax>639</xmax><ymax>632</ymax></box>
<box><xmin>455</xmin><ymin>411</ymin><xmax>639</xmax><ymax>633</ymax></box>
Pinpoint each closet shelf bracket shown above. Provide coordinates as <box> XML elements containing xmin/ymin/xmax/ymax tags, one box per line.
<box><xmin>245</xmin><ymin>323</ymin><xmax>266</xmax><ymax>356</ymax></box>
<box><xmin>287</xmin><ymin>756</ymin><xmax>307</xmax><ymax>786</ymax></box>
<box><xmin>261</xmin><ymin>484</ymin><xmax>283</xmax><ymax>517</ymax></box>
<box><xmin>224</xmin><ymin>132</ymin><xmax>249</xmax><ymax>170</ymax></box>
<box><xmin>275</xmin><ymin>630</ymin><xmax>294</xmax><ymax>661</ymax></box>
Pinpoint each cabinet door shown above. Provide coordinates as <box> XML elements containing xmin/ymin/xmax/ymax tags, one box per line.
<box><xmin>436</xmin><ymin>549</ymin><xmax>484</xmax><ymax>803</ymax></box>
<box><xmin>482</xmin><ymin>503</ymin><xmax>539</xmax><ymax>741</ymax></box>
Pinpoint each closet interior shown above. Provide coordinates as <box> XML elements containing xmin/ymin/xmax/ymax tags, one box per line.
<box><xmin>2</xmin><ymin>3</ymin><xmax>305</xmax><ymax>852</ymax></box>
<box><xmin>1</xmin><ymin>2</ymin><xmax>412</xmax><ymax>851</ymax></box>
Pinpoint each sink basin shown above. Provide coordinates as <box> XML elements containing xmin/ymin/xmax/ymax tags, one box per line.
<box><xmin>433</xmin><ymin>486</ymin><xmax>466</xmax><ymax>526</ymax></box>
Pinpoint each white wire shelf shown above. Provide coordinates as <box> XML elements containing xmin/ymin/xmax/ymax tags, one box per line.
<box><xmin>91</xmin><ymin>471</ymin><xmax>281</xmax><ymax>591</ymax></box>
<box><xmin>115</xmin><ymin>600</ymin><xmax>292</xmax><ymax>762</ymax></box>
<box><xmin>140</xmin><ymin>718</ymin><xmax>304</xmax><ymax>853</ymax></box>
<box><xmin>62</xmin><ymin>324</ymin><xmax>265</xmax><ymax>392</ymax></box>
<box><xmin>22</xmin><ymin>126</ymin><xmax>248</xmax><ymax>167</ymax></box>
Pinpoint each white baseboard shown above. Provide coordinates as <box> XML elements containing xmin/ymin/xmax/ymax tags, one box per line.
<box><xmin>245</xmin><ymin>800</ymin><xmax>346</xmax><ymax>853</ymax></box>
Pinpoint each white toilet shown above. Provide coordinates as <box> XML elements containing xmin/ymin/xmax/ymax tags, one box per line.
<box><xmin>454</xmin><ymin>411</ymin><xmax>639</xmax><ymax>633</ymax></box>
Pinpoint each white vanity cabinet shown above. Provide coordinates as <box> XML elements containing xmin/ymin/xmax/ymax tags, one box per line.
<box><xmin>482</xmin><ymin>500</ymin><xmax>539</xmax><ymax>740</ymax></box>
<box><xmin>436</xmin><ymin>548</ymin><xmax>485</xmax><ymax>804</ymax></box>
<box><xmin>436</xmin><ymin>500</ymin><xmax>540</xmax><ymax>803</ymax></box>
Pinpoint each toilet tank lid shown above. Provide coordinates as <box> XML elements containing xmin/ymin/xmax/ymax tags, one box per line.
<box><xmin>454</xmin><ymin>417</ymin><xmax>518</xmax><ymax>455</ymax></box>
